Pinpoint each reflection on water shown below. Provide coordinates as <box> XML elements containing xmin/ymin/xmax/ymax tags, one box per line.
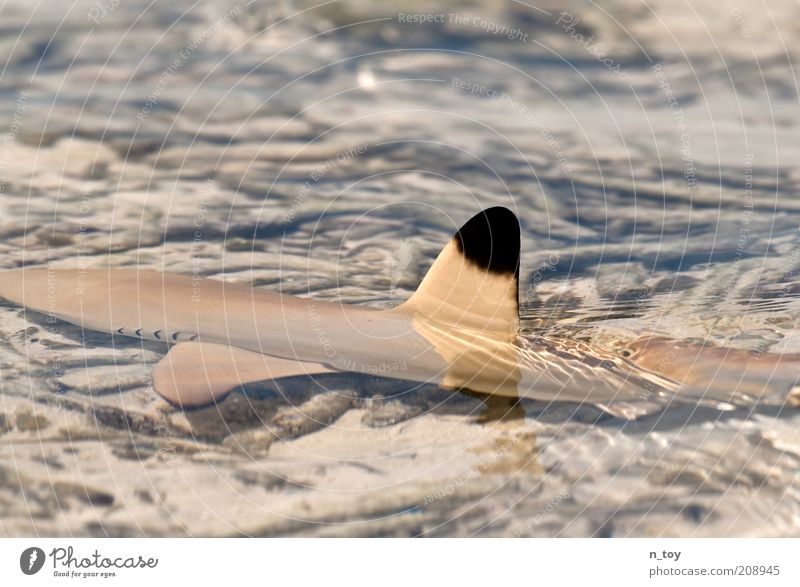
<box><xmin>519</xmin><ymin>270</ymin><xmax>800</xmax><ymax>416</ymax></box>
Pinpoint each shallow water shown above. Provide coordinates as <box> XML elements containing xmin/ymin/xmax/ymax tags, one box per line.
<box><xmin>1</xmin><ymin>0</ymin><xmax>799</xmax><ymax>536</ymax></box>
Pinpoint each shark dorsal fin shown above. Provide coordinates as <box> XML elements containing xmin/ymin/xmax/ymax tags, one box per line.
<box><xmin>402</xmin><ymin>207</ymin><xmax>520</xmax><ymax>333</ymax></box>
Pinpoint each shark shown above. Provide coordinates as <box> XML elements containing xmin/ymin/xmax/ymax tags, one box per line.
<box><xmin>0</xmin><ymin>207</ymin><xmax>797</xmax><ymax>419</ymax></box>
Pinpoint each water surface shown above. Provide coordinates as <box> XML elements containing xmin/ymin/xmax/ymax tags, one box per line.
<box><xmin>1</xmin><ymin>0</ymin><xmax>799</xmax><ymax>537</ymax></box>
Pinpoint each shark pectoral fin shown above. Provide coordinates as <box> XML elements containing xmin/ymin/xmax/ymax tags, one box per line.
<box><xmin>152</xmin><ymin>342</ymin><xmax>332</xmax><ymax>408</ymax></box>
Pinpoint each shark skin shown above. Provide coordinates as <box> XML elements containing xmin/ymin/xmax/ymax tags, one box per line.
<box><xmin>0</xmin><ymin>207</ymin><xmax>797</xmax><ymax>417</ymax></box>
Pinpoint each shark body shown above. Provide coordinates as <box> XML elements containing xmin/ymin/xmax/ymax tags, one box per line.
<box><xmin>0</xmin><ymin>207</ymin><xmax>796</xmax><ymax>418</ymax></box>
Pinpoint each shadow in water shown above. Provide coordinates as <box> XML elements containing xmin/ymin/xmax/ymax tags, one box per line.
<box><xmin>182</xmin><ymin>372</ymin><xmax>526</xmax><ymax>443</ymax></box>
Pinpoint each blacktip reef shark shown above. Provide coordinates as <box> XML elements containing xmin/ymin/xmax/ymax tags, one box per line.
<box><xmin>1</xmin><ymin>207</ymin><xmax>798</xmax><ymax>419</ymax></box>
